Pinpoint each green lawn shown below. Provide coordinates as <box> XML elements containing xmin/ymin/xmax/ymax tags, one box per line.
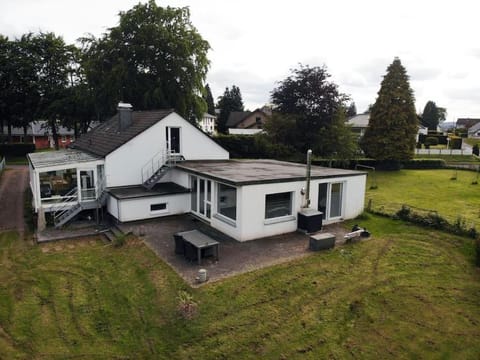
<box><xmin>465</xmin><ymin>138</ymin><xmax>480</xmax><ymax>147</ymax></box>
<box><xmin>414</xmin><ymin>154</ymin><xmax>480</xmax><ymax>163</ymax></box>
<box><xmin>1</xmin><ymin>216</ymin><xmax>480</xmax><ymax>358</ymax></box>
<box><xmin>367</xmin><ymin>169</ymin><xmax>480</xmax><ymax>228</ymax></box>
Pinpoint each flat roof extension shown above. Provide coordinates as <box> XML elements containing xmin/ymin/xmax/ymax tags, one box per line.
<box><xmin>176</xmin><ymin>159</ymin><xmax>365</xmax><ymax>186</ymax></box>
<box><xmin>108</xmin><ymin>182</ymin><xmax>190</xmax><ymax>200</ymax></box>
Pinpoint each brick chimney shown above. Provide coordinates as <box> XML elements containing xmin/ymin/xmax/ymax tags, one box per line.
<box><xmin>117</xmin><ymin>102</ymin><xmax>133</xmax><ymax>131</ymax></box>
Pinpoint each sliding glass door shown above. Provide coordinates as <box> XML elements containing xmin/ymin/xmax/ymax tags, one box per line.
<box><xmin>317</xmin><ymin>182</ymin><xmax>344</xmax><ymax>220</ymax></box>
<box><xmin>190</xmin><ymin>175</ymin><xmax>212</xmax><ymax>219</ymax></box>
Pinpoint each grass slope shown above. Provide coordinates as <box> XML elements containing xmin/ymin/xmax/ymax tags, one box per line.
<box><xmin>1</xmin><ymin>216</ymin><xmax>480</xmax><ymax>359</ymax></box>
<box><xmin>366</xmin><ymin>169</ymin><xmax>480</xmax><ymax>228</ymax></box>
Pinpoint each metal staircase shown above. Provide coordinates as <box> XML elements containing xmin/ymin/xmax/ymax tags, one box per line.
<box><xmin>141</xmin><ymin>149</ymin><xmax>183</xmax><ymax>190</ymax></box>
<box><xmin>53</xmin><ymin>187</ymin><xmax>82</xmax><ymax>228</ymax></box>
<box><xmin>53</xmin><ymin>175</ymin><xmax>108</xmax><ymax>229</ymax></box>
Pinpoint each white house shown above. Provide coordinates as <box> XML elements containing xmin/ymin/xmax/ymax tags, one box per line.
<box><xmin>198</xmin><ymin>113</ymin><xmax>216</xmax><ymax>135</ymax></box>
<box><xmin>28</xmin><ymin>103</ymin><xmax>366</xmax><ymax>241</ymax></box>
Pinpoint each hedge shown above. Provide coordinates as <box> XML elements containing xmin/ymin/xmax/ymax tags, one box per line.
<box><xmin>214</xmin><ymin>134</ymin><xmax>302</xmax><ymax>161</ymax></box>
<box><xmin>0</xmin><ymin>143</ymin><xmax>35</xmax><ymax>157</ymax></box>
<box><xmin>419</xmin><ymin>133</ymin><xmax>447</xmax><ymax>145</ymax></box>
<box><xmin>402</xmin><ymin>159</ymin><xmax>446</xmax><ymax>169</ymax></box>
<box><xmin>449</xmin><ymin>136</ymin><xmax>462</xmax><ymax>150</ymax></box>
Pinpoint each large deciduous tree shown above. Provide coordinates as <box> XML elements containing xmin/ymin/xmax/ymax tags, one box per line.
<box><xmin>217</xmin><ymin>85</ymin><xmax>244</xmax><ymax>134</ymax></box>
<box><xmin>270</xmin><ymin>64</ymin><xmax>356</xmax><ymax>158</ymax></box>
<box><xmin>82</xmin><ymin>0</ymin><xmax>210</xmax><ymax>121</ymax></box>
<box><xmin>34</xmin><ymin>32</ymin><xmax>77</xmax><ymax>149</ymax></box>
<box><xmin>361</xmin><ymin>58</ymin><xmax>418</xmax><ymax>163</ymax></box>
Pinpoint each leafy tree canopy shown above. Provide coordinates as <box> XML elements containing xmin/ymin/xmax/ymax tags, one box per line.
<box><xmin>361</xmin><ymin>57</ymin><xmax>418</xmax><ymax>162</ymax></box>
<box><xmin>269</xmin><ymin>64</ymin><xmax>355</xmax><ymax>158</ymax></box>
<box><xmin>81</xmin><ymin>0</ymin><xmax>210</xmax><ymax>121</ymax></box>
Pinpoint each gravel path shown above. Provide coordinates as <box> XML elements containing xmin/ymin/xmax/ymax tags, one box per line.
<box><xmin>0</xmin><ymin>165</ymin><xmax>29</xmax><ymax>235</ymax></box>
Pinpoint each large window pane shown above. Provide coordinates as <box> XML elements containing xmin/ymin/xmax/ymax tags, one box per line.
<box><xmin>330</xmin><ymin>183</ymin><xmax>343</xmax><ymax>218</ymax></box>
<box><xmin>39</xmin><ymin>168</ymin><xmax>77</xmax><ymax>202</ymax></box>
<box><xmin>265</xmin><ymin>192</ymin><xmax>292</xmax><ymax>219</ymax></box>
<box><xmin>217</xmin><ymin>183</ymin><xmax>236</xmax><ymax>220</ymax></box>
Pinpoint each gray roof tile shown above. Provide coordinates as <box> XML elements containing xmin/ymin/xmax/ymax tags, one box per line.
<box><xmin>70</xmin><ymin>109</ymin><xmax>174</xmax><ymax>157</ymax></box>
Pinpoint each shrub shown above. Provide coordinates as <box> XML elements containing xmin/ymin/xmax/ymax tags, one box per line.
<box><xmin>448</xmin><ymin>136</ymin><xmax>462</xmax><ymax>150</ymax></box>
<box><xmin>112</xmin><ymin>234</ymin><xmax>126</xmax><ymax>247</ymax></box>
<box><xmin>425</xmin><ymin>137</ymin><xmax>439</xmax><ymax>147</ymax></box>
<box><xmin>177</xmin><ymin>291</ymin><xmax>198</xmax><ymax>320</ymax></box>
<box><xmin>473</xmin><ymin>144</ymin><xmax>479</xmax><ymax>156</ymax></box>
<box><xmin>214</xmin><ymin>134</ymin><xmax>301</xmax><ymax>160</ymax></box>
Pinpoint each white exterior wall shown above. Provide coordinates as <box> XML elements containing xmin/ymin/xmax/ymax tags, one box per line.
<box><xmin>105</xmin><ymin>113</ymin><xmax>228</xmax><ymax>188</ymax></box>
<box><xmin>238</xmin><ymin>181</ymin><xmax>304</xmax><ymax>241</ymax></box>
<box><xmin>232</xmin><ymin>175</ymin><xmax>366</xmax><ymax>241</ymax></box>
<box><xmin>111</xmin><ymin>193</ymin><xmax>190</xmax><ymax>222</ymax></box>
<box><xmin>107</xmin><ymin>195</ymin><xmax>119</xmax><ymax>219</ymax></box>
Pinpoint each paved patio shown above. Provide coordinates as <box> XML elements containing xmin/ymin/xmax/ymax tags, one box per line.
<box><xmin>117</xmin><ymin>214</ymin><xmax>350</xmax><ymax>286</ymax></box>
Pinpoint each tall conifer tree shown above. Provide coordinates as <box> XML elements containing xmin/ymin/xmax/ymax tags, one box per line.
<box><xmin>361</xmin><ymin>58</ymin><xmax>418</xmax><ymax>162</ymax></box>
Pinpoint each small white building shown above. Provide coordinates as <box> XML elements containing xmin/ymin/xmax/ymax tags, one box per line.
<box><xmin>28</xmin><ymin>104</ymin><xmax>366</xmax><ymax>241</ymax></box>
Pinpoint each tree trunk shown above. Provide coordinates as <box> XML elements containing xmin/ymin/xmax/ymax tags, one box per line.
<box><xmin>50</xmin><ymin>119</ymin><xmax>59</xmax><ymax>150</ymax></box>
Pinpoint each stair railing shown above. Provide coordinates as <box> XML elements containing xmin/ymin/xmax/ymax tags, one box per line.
<box><xmin>53</xmin><ymin>187</ymin><xmax>79</xmax><ymax>224</ymax></box>
<box><xmin>141</xmin><ymin>148</ymin><xmax>168</xmax><ymax>184</ymax></box>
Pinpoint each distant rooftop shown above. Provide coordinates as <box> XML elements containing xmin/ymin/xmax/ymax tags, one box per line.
<box><xmin>176</xmin><ymin>159</ymin><xmax>365</xmax><ymax>186</ymax></box>
<box><xmin>347</xmin><ymin>114</ymin><xmax>370</xmax><ymax>128</ymax></box>
<box><xmin>28</xmin><ymin>149</ymin><xmax>101</xmax><ymax>169</ymax></box>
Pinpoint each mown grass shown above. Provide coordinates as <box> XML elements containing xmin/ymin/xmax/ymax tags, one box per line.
<box><xmin>366</xmin><ymin>169</ymin><xmax>480</xmax><ymax>228</ymax></box>
<box><xmin>414</xmin><ymin>154</ymin><xmax>480</xmax><ymax>163</ymax></box>
<box><xmin>465</xmin><ymin>138</ymin><xmax>480</xmax><ymax>147</ymax></box>
<box><xmin>1</xmin><ymin>214</ymin><xmax>480</xmax><ymax>358</ymax></box>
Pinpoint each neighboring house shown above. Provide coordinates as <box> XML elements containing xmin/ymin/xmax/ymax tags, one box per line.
<box><xmin>417</xmin><ymin>125</ymin><xmax>428</xmax><ymax>142</ymax></box>
<box><xmin>347</xmin><ymin>114</ymin><xmax>369</xmax><ymax>138</ymax></box>
<box><xmin>468</xmin><ymin>122</ymin><xmax>480</xmax><ymax>138</ymax></box>
<box><xmin>347</xmin><ymin>114</ymin><xmax>428</xmax><ymax>142</ymax></box>
<box><xmin>198</xmin><ymin>113</ymin><xmax>216</xmax><ymax>135</ymax></box>
<box><xmin>2</xmin><ymin>121</ymin><xmax>76</xmax><ymax>149</ymax></box>
<box><xmin>226</xmin><ymin>109</ymin><xmax>269</xmax><ymax>135</ymax></box>
<box><xmin>28</xmin><ymin>103</ymin><xmax>366</xmax><ymax>242</ymax></box>
<box><xmin>456</xmin><ymin>118</ymin><xmax>480</xmax><ymax>130</ymax></box>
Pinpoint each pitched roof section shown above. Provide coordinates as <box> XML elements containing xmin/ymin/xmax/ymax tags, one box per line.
<box><xmin>70</xmin><ymin>109</ymin><xmax>174</xmax><ymax>157</ymax></box>
<box><xmin>347</xmin><ymin>114</ymin><xmax>370</xmax><ymax>128</ymax></box>
<box><xmin>457</xmin><ymin>118</ymin><xmax>480</xmax><ymax>129</ymax></box>
<box><xmin>226</xmin><ymin>111</ymin><xmax>251</xmax><ymax>128</ymax></box>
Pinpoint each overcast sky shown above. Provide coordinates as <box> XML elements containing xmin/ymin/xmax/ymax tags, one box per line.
<box><xmin>1</xmin><ymin>0</ymin><xmax>480</xmax><ymax>120</ymax></box>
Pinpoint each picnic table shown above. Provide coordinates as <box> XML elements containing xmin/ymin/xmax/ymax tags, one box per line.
<box><xmin>177</xmin><ymin>230</ymin><xmax>219</xmax><ymax>265</ymax></box>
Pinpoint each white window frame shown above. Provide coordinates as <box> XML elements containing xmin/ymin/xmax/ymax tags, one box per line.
<box><xmin>264</xmin><ymin>191</ymin><xmax>295</xmax><ymax>225</ymax></box>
